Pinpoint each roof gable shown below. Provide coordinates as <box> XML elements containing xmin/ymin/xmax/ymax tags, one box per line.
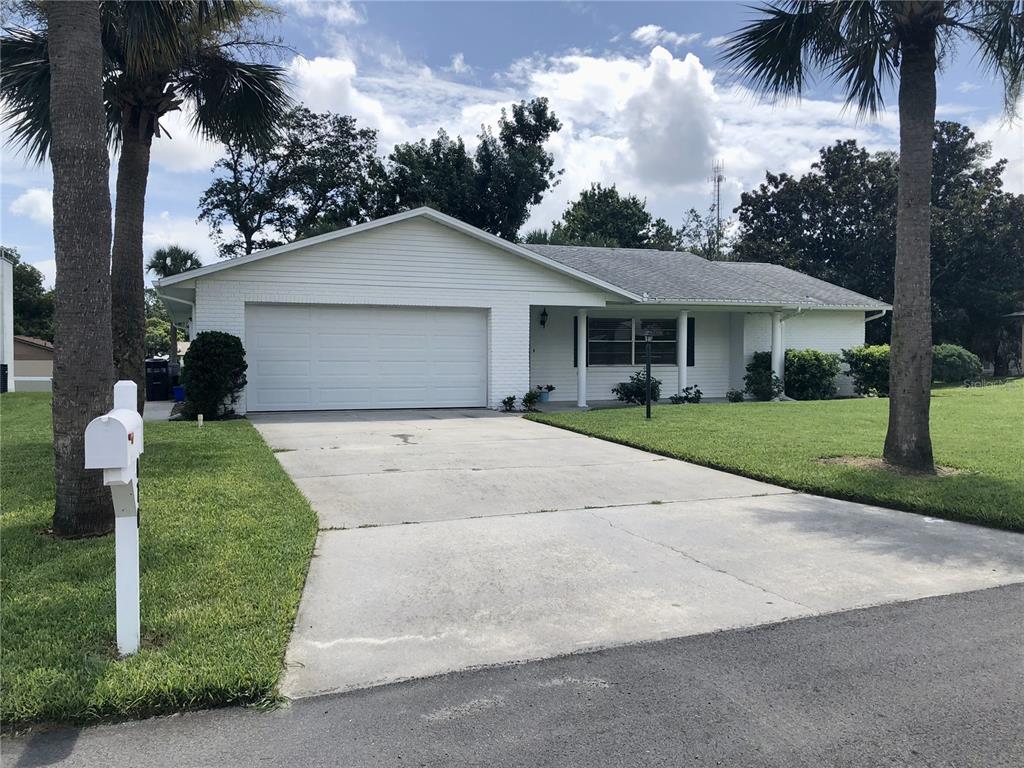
<box><xmin>157</xmin><ymin>208</ymin><xmax>640</xmax><ymax>301</ymax></box>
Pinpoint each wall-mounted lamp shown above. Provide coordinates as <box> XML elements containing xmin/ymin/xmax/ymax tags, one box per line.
<box><xmin>539</xmin><ymin>308</ymin><xmax>548</xmax><ymax>328</ymax></box>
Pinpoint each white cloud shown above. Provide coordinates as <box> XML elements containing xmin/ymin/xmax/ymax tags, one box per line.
<box><xmin>143</xmin><ymin>211</ymin><xmax>219</xmax><ymax>268</ymax></box>
<box><xmin>448</xmin><ymin>53</ymin><xmax>471</xmax><ymax>75</ymax></box>
<box><xmin>956</xmin><ymin>81</ymin><xmax>981</xmax><ymax>94</ymax></box>
<box><xmin>630</xmin><ymin>24</ymin><xmax>701</xmax><ymax>49</ymax></box>
<box><xmin>977</xmin><ymin>107</ymin><xmax>1024</xmax><ymax>194</ymax></box>
<box><xmin>282</xmin><ymin>0</ymin><xmax>364</xmax><ymax>26</ymax></box>
<box><xmin>705</xmin><ymin>35</ymin><xmax>730</xmax><ymax>48</ymax></box>
<box><xmin>9</xmin><ymin>187</ymin><xmax>53</xmax><ymax>226</ymax></box>
<box><xmin>149</xmin><ymin>108</ymin><xmax>224</xmax><ymax>173</ymax></box>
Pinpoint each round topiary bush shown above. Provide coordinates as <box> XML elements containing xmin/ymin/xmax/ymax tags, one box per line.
<box><xmin>181</xmin><ymin>331</ymin><xmax>248</xmax><ymax>419</ymax></box>
<box><xmin>932</xmin><ymin>344</ymin><xmax>982</xmax><ymax>383</ymax></box>
<box><xmin>784</xmin><ymin>348</ymin><xmax>841</xmax><ymax>400</ymax></box>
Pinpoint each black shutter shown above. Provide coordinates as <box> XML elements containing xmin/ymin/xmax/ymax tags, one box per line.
<box><xmin>687</xmin><ymin>316</ymin><xmax>695</xmax><ymax>367</ymax></box>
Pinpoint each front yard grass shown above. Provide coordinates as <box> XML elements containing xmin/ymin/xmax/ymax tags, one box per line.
<box><xmin>528</xmin><ymin>379</ymin><xmax>1024</xmax><ymax>532</ymax></box>
<box><xmin>1</xmin><ymin>393</ymin><xmax>318</xmax><ymax>728</ymax></box>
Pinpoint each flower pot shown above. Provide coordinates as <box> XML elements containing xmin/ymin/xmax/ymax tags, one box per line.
<box><xmin>538</xmin><ymin>390</ymin><xmax>550</xmax><ymax>403</ymax></box>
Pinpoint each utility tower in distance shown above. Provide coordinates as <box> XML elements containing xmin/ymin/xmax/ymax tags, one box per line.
<box><xmin>708</xmin><ymin>159</ymin><xmax>725</xmax><ymax>260</ymax></box>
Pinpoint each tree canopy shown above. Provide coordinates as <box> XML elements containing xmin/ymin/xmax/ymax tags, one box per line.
<box><xmin>732</xmin><ymin>121</ymin><xmax>1024</xmax><ymax>368</ymax></box>
<box><xmin>528</xmin><ymin>183</ymin><xmax>679</xmax><ymax>249</ymax></box>
<box><xmin>2</xmin><ymin>246</ymin><xmax>54</xmax><ymax>341</ymax></box>
<box><xmin>198</xmin><ymin>98</ymin><xmax>563</xmax><ymax>255</ymax></box>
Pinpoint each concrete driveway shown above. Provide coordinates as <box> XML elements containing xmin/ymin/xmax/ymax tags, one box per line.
<box><xmin>251</xmin><ymin>409</ymin><xmax>1024</xmax><ymax>700</ymax></box>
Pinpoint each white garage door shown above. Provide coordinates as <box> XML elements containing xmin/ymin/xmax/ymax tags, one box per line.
<box><xmin>245</xmin><ymin>305</ymin><xmax>488</xmax><ymax>411</ymax></box>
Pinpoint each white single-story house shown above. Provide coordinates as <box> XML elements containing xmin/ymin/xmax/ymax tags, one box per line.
<box><xmin>155</xmin><ymin>207</ymin><xmax>890</xmax><ymax>413</ymax></box>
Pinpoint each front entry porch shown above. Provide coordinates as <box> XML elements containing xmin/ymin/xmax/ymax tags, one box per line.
<box><xmin>529</xmin><ymin>305</ymin><xmax>795</xmax><ymax>406</ymax></box>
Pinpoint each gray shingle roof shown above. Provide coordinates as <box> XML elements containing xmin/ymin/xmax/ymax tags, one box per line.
<box><xmin>520</xmin><ymin>244</ymin><xmax>890</xmax><ymax>309</ymax></box>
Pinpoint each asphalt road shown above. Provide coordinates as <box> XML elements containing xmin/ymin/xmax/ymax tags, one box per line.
<box><xmin>6</xmin><ymin>584</ymin><xmax>1023</xmax><ymax>768</ymax></box>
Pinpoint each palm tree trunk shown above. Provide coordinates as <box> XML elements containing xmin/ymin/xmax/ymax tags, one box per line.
<box><xmin>883</xmin><ymin>20</ymin><xmax>937</xmax><ymax>472</ymax></box>
<box><xmin>46</xmin><ymin>0</ymin><xmax>115</xmax><ymax>537</ymax></box>
<box><xmin>111</xmin><ymin>123</ymin><xmax>153</xmax><ymax>414</ymax></box>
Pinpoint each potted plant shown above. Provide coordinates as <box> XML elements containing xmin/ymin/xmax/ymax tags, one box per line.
<box><xmin>535</xmin><ymin>384</ymin><xmax>556</xmax><ymax>403</ymax></box>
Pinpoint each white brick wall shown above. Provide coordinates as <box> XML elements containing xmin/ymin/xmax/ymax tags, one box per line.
<box><xmin>192</xmin><ymin>218</ymin><xmax>612</xmax><ymax>412</ymax></box>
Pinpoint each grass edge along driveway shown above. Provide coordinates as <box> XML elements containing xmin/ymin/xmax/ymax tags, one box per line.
<box><xmin>528</xmin><ymin>380</ymin><xmax>1023</xmax><ymax>532</ymax></box>
<box><xmin>1</xmin><ymin>393</ymin><xmax>318</xmax><ymax>728</ymax></box>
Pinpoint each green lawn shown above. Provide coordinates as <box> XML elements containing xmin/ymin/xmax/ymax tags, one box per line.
<box><xmin>528</xmin><ymin>379</ymin><xmax>1024</xmax><ymax>531</ymax></box>
<box><xmin>1</xmin><ymin>393</ymin><xmax>318</xmax><ymax>728</ymax></box>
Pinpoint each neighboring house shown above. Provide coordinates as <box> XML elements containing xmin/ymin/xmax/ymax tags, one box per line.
<box><xmin>13</xmin><ymin>335</ymin><xmax>54</xmax><ymax>392</ymax></box>
<box><xmin>156</xmin><ymin>207</ymin><xmax>889</xmax><ymax>413</ymax></box>
<box><xmin>0</xmin><ymin>254</ymin><xmax>12</xmax><ymax>392</ymax></box>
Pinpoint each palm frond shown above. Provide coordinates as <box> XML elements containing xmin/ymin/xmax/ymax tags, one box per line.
<box><xmin>0</xmin><ymin>26</ymin><xmax>51</xmax><ymax>162</ymax></box>
<box><xmin>176</xmin><ymin>51</ymin><xmax>291</xmax><ymax>148</ymax></box>
<box><xmin>830</xmin><ymin>1</ymin><xmax>899</xmax><ymax>114</ymax></box>
<box><xmin>720</xmin><ymin>1</ymin><xmax>839</xmax><ymax>99</ymax></box>
<box><xmin>962</xmin><ymin>0</ymin><xmax>1024</xmax><ymax>115</ymax></box>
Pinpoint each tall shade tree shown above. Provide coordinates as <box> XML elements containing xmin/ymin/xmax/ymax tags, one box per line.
<box><xmin>1</xmin><ymin>0</ymin><xmax>290</xmax><ymax>412</ymax></box>
<box><xmin>722</xmin><ymin>0</ymin><xmax>1024</xmax><ymax>472</ymax></box>
<box><xmin>146</xmin><ymin>245</ymin><xmax>202</xmax><ymax>366</ymax></box>
<box><xmin>45</xmin><ymin>0</ymin><xmax>115</xmax><ymax>537</ymax></box>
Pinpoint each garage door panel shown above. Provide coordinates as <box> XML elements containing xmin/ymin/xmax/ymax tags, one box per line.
<box><xmin>246</xmin><ymin>305</ymin><xmax>488</xmax><ymax>411</ymax></box>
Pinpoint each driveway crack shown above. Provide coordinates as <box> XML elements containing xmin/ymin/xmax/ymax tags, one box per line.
<box><xmin>587</xmin><ymin>509</ymin><xmax>813</xmax><ymax>612</ymax></box>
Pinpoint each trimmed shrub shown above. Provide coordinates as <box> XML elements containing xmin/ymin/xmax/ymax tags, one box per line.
<box><xmin>501</xmin><ymin>395</ymin><xmax>517</xmax><ymax>412</ymax></box>
<box><xmin>744</xmin><ymin>351</ymin><xmax>783</xmax><ymax>401</ymax></box>
<box><xmin>932</xmin><ymin>344</ymin><xmax>982</xmax><ymax>383</ymax></box>
<box><xmin>669</xmin><ymin>385</ymin><xmax>702</xmax><ymax>404</ymax></box>
<box><xmin>841</xmin><ymin>345</ymin><xmax>890</xmax><ymax>396</ymax></box>
<box><xmin>612</xmin><ymin>370</ymin><xmax>662</xmax><ymax>404</ymax></box>
<box><xmin>726</xmin><ymin>388</ymin><xmax>745</xmax><ymax>403</ymax></box>
<box><xmin>521</xmin><ymin>389</ymin><xmax>540</xmax><ymax>411</ymax></box>
<box><xmin>784</xmin><ymin>348</ymin><xmax>841</xmax><ymax>400</ymax></box>
<box><xmin>181</xmin><ymin>331</ymin><xmax>248</xmax><ymax>419</ymax></box>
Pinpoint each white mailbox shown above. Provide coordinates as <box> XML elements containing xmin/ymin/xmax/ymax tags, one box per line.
<box><xmin>84</xmin><ymin>380</ymin><xmax>144</xmax><ymax>656</ymax></box>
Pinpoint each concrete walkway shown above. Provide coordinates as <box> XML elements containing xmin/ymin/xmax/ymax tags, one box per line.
<box><xmin>250</xmin><ymin>409</ymin><xmax>1024</xmax><ymax>700</ymax></box>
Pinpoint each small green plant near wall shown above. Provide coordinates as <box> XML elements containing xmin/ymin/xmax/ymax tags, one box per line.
<box><xmin>744</xmin><ymin>352</ymin><xmax>783</xmax><ymax>401</ymax></box>
<box><xmin>521</xmin><ymin>389</ymin><xmax>541</xmax><ymax>411</ymax></box>
<box><xmin>612</xmin><ymin>371</ymin><xmax>662</xmax><ymax>404</ymax></box>
<box><xmin>502</xmin><ymin>395</ymin><xmax>518</xmax><ymax>412</ymax></box>
<box><xmin>669</xmin><ymin>385</ymin><xmax>702</xmax><ymax>404</ymax></box>
<box><xmin>726</xmin><ymin>389</ymin><xmax>745</xmax><ymax>403</ymax></box>
<box><xmin>181</xmin><ymin>331</ymin><xmax>248</xmax><ymax>419</ymax></box>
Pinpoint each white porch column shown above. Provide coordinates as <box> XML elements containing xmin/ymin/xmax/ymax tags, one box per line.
<box><xmin>677</xmin><ymin>309</ymin><xmax>688</xmax><ymax>394</ymax></box>
<box><xmin>576</xmin><ymin>309</ymin><xmax>588</xmax><ymax>408</ymax></box>
<box><xmin>771</xmin><ymin>311</ymin><xmax>785</xmax><ymax>383</ymax></box>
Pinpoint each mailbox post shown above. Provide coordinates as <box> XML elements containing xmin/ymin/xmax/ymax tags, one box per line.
<box><xmin>85</xmin><ymin>381</ymin><xmax>144</xmax><ymax>656</ymax></box>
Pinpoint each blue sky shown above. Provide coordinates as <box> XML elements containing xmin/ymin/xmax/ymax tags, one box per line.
<box><xmin>2</xmin><ymin>0</ymin><xmax>1022</xmax><ymax>287</ymax></box>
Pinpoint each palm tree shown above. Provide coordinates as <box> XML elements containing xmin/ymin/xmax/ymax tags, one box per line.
<box><xmin>146</xmin><ymin>245</ymin><xmax>202</xmax><ymax>366</ymax></box>
<box><xmin>722</xmin><ymin>1</ymin><xmax>1023</xmax><ymax>472</ymax></box>
<box><xmin>2</xmin><ymin>1</ymin><xmax>290</xmax><ymax>412</ymax></box>
<box><xmin>46</xmin><ymin>0</ymin><xmax>115</xmax><ymax>537</ymax></box>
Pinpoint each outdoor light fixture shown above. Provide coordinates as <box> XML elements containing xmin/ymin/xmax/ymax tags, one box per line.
<box><xmin>539</xmin><ymin>308</ymin><xmax>548</xmax><ymax>327</ymax></box>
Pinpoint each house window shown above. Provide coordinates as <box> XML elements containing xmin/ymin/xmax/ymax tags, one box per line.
<box><xmin>573</xmin><ymin>316</ymin><xmax>695</xmax><ymax>367</ymax></box>
<box><xmin>635</xmin><ymin>319</ymin><xmax>677</xmax><ymax>365</ymax></box>
<box><xmin>588</xmin><ymin>317</ymin><xmax>633</xmax><ymax>365</ymax></box>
